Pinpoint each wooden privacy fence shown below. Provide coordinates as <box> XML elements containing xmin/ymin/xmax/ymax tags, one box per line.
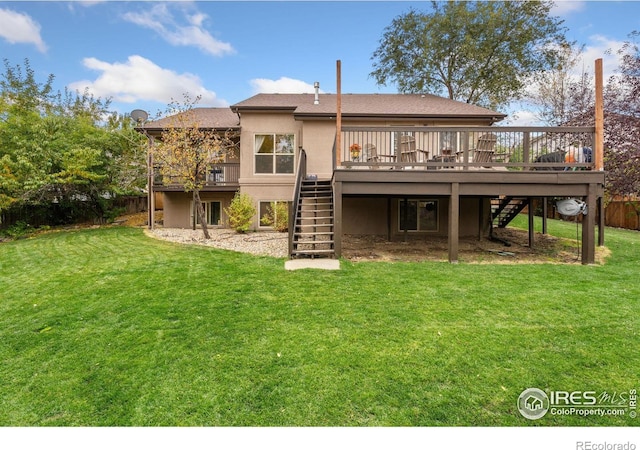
<box><xmin>605</xmin><ymin>201</ymin><xmax>640</xmax><ymax>230</ymax></box>
<box><xmin>113</xmin><ymin>195</ymin><xmax>148</xmax><ymax>214</ymax></box>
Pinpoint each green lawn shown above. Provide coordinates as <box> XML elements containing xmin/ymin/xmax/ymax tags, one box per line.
<box><xmin>1</xmin><ymin>218</ymin><xmax>638</xmax><ymax>426</ymax></box>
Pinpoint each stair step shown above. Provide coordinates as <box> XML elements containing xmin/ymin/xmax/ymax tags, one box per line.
<box><xmin>300</xmin><ymin>195</ymin><xmax>332</xmax><ymax>200</ymax></box>
<box><xmin>301</xmin><ymin>185</ymin><xmax>331</xmax><ymax>189</ymax></box>
<box><xmin>292</xmin><ymin>178</ymin><xmax>334</xmax><ymax>259</ymax></box>
<box><xmin>295</xmin><ymin>239</ymin><xmax>334</xmax><ymax>244</ymax></box>
<box><xmin>291</xmin><ymin>249</ymin><xmax>335</xmax><ymax>255</ymax></box>
<box><xmin>298</xmin><ymin>212</ymin><xmax>334</xmax><ymax>217</ymax></box>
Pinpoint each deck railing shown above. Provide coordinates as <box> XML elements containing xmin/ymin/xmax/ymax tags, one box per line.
<box><xmin>340</xmin><ymin>126</ymin><xmax>596</xmax><ymax>171</ymax></box>
<box><xmin>153</xmin><ymin>162</ymin><xmax>240</xmax><ymax>187</ymax></box>
<box><xmin>289</xmin><ymin>148</ymin><xmax>307</xmax><ymax>257</ymax></box>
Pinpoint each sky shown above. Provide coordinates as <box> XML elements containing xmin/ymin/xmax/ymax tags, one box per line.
<box><xmin>1</xmin><ymin>0</ymin><xmax>640</xmax><ymax>124</ymax></box>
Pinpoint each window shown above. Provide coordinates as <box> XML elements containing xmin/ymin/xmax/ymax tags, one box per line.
<box><xmin>440</xmin><ymin>132</ymin><xmax>459</xmax><ymax>153</ymax></box>
<box><xmin>399</xmin><ymin>199</ymin><xmax>438</xmax><ymax>232</ymax></box>
<box><xmin>193</xmin><ymin>201</ymin><xmax>221</xmax><ymax>226</ymax></box>
<box><xmin>259</xmin><ymin>201</ymin><xmax>288</xmax><ymax>229</ymax></box>
<box><xmin>255</xmin><ymin>134</ymin><xmax>295</xmax><ymax>174</ymax></box>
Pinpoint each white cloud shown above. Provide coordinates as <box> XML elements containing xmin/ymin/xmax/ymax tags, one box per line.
<box><xmin>0</xmin><ymin>8</ymin><xmax>47</xmax><ymax>52</ymax></box>
<box><xmin>579</xmin><ymin>35</ymin><xmax>626</xmax><ymax>80</ymax></box>
<box><xmin>68</xmin><ymin>55</ymin><xmax>227</xmax><ymax>107</ymax></box>
<box><xmin>122</xmin><ymin>4</ymin><xmax>234</xmax><ymax>57</ymax></box>
<box><xmin>502</xmin><ymin>109</ymin><xmax>543</xmax><ymax>126</ymax></box>
<box><xmin>551</xmin><ymin>1</ymin><xmax>587</xmax><ymax>16</ymax></box>
<box><xmin>250</xmin><ymin>77</ymin><xmax>322</xmax><ymax>94</ymax></box>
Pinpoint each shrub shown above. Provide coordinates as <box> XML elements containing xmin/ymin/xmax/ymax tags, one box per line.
<box><xmin>260</xmin><ymin>201</ymin><xmax>289</xmax><ymax>232</ymax></box>
<box><xmin>225</xmin><ymin>193</ymin><xmax>256</xmax><ymax>233</ymax></box>
<box><xmin>0</xmin><ymin>221</ymin><xmax>34</xmax><ymax>239</ymax></box>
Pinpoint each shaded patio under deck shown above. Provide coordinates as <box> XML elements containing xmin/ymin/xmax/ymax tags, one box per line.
<box><xmin>332</xmin><ymin>169</ymin><xmax>605</xmax><ymax>265</ymax></box>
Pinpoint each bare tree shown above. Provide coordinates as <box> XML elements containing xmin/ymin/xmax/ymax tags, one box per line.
<box><xmin>153</xmin><ymin>96</ymin><xmax>237</xmax><ymax>239</ymax></box>
<box><xmin>527</xmin><ymin>44</ymin><xmax>595</xmax><ymax>125</ymax></box>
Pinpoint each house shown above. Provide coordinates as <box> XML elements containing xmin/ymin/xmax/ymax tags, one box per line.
<box><xmin>140</xmin><ymin>108</ymin><xmax>240</xmax><ymax>229</ymax></box>
<box><xmin>140</xmin><ymin>90</ymin><xmax>605</xmax><ymax>264</ymax></box>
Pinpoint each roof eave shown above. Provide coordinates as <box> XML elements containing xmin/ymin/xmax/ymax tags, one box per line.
<box><xmin>293</xmin><ymin>113</ymin><xmax>506</xmax><ymax>123</ymax></box>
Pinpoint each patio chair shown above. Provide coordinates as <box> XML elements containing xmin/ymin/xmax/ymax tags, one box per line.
<box><xmin>365</xmin><ymin>143</ymin><xmax>395</xmax><ymax>169</ymax></box>
<box><xmin>472</xmin><ymin>133</ymin><xmax>497</xmax><ymax>165</ymax></box>
<box><xmin>399</xmin><ymin>136</ymin><xmax>429</xmax><ymax>164</ymax></box>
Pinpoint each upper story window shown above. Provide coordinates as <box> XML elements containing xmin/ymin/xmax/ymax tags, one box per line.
<box><xmin>254</xmin><ymin>134</ymin><xmax>295</xmax><ymax>174</ymax></box>
<box><xmin>440</xmin><ymin>131</ymin><xmax>459</xmax><ymax>154</ymax></box>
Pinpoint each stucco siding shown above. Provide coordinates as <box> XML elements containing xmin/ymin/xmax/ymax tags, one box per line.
<box><xmin>162</xmin><ymin>191</ymin><xmax>235</xmax><ymax>229</ymax></box>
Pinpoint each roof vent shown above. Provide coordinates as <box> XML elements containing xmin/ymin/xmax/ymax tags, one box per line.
<box><xmin>314</xmin><ymin>82</ymin><xmax>320</xmax><ymax>105</ymax></box>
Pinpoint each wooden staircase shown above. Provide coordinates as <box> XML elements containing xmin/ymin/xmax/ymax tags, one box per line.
<box><xmin>290</xmin><ymin>179</ymin><xmax>335</xmax><ymax>258</ymax></box>
<box><xmin>491</xmin><ymin>196</ymin><xmax>528</xmax><ymax>228</ymax></box>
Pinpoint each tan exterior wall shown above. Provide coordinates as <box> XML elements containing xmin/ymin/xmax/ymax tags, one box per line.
<box><xmin>343</xmin><ymin>196</ymin><xmax>490</xmax><ymax>238</ymax></box>
<box><xmin>161</xmin><ymin>109</ymin><xmax>497</xmax><ymax>233</ymax></box>
<box><xmin>301</xmin><ymin>121</ymin><xmax>337</xmax><ymax>178</ymax></box>
<box><xmin>237</xmin><ymin>112</ymin><xmax>301</xmax><ymax>184</ymax></box>
<box><xmin>241</xmin><ymin>184</ymin><xmax>293</xmax><ymax>230</ymax></box>
<box><xmin>162</xmin><ymin>191</ymin><xmax>236</xmax><ymax>229</ymax></box>
<box><xmin>343</xmin><ymin>198</ymin><xmax>390</xmax><ymax>235</ymax></box>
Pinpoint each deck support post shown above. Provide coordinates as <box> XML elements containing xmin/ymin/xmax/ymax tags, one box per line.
<box><xmin>448</xmin><ymin>183</ymin><xmax>459</xmax><ymax>263</ymax></box>
<box><xmin>478</xmin><ymin>197</ymin><xmax>484</xmax><ymax>241</ymax></box>
<box><xmin>387</xmin><ymin>197</ymin><xmax>392</xmax><ymax>241</ymax></box>
<box><xmin>147</xmin><ymin>136</ymin><xmax>155</xmax><ymax>230</ymax></box>
<box><xmin>333</xmin><ymin>180</ymin><xmax>342</xmax><ymax>258</ymax></box>
<box><xmin>528</xmin><ymin>197</ymin><xmax>535</xmax><ymax>248</ymax></box>
<box><xmin>598</xmin><ymin>196</ymin><xmax>605</xmax><ymax>247</ymax></box>
<box><xmin>403</xmin><ymin>197</ymin><xmax>409</xmax><ymax>242</ymax></box>
<box><xmin>542</xmin><ymin>197</ymin><xmax>548</xmax><ymax>235</ymax></box>
<box><xmin>582</xmin><ymin>184</ymin><xmax>596</xmax><ymax>264</ymax></box>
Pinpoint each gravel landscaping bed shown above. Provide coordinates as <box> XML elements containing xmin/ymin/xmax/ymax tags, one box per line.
<box><xmin>147</xmin><ymin>227</ymin><xmax>288</xmax><ymax>258</ymax></box>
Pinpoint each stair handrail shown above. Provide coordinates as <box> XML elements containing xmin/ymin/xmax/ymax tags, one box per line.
<box><xmin>289</xmin><ymin>148</ymin><xmax>307</xmax><ymax>257</ymax></box>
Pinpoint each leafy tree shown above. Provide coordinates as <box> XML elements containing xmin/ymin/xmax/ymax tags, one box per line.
<box><xmin>370</xmin><ymin>1</ymin><xmax>569</xmax><ymax>109</ymax></box>
<box><xmin>153</xmin><ymin>96</ymin><xmax>237</xmax><ymax>238</ymax></box>
<box><xmin>0</xmin><ymin>58</ymin><xmax>55</xmax><ymax>113</ymax></box>
<box><xmin>552</xmin><ymin>32</ymin><xmax>640</xmax><ymax>226</ymax></box>
<box><xmin>602</xmin><ymin>32</ymin><xmax>640</xmax><ymax>226</ymax></box>
<box><xmin>0</xmin><ymin>59</ymin><xmax>147</xmax><ymax>225</ymax></box>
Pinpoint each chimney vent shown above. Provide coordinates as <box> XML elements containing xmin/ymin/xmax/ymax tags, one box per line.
<box><xmin>314</xmin><ymin>82</ymin><xmax>320</xmax><ymax>105</ymax></box>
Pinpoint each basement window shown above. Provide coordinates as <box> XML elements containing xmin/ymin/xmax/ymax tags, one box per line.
<box><xmin>399</xmin><ymin>199</ymin><xmax>439</xmax><ymax>232</ymax></box>
<box><xmin>192</xmin><ymin>200</ymin><xmax>222</xmax><ymax>226</ymax></box>
<box><xmin>259</xmin><ymin>200</ymin><xmax>288</xmax><ymax>229</ymax></box>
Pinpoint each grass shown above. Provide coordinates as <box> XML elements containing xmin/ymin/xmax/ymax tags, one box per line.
<box><xmin>0</xmin><ymin>218</ymin><xmax>639</xmax><ymax>426</ymax></box>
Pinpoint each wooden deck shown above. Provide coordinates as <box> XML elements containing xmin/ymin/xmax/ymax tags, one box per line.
<box><xmin>331</xmin><ymin>126</ymin><xmax>605</xmax><ymax>265</ymax></box>
<box><xmin>334</xmin><ymin>169</ymin><xmax>604</xmax><ymax>197</ymax></box>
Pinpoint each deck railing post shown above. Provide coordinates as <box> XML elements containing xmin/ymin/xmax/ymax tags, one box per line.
<box><xmin>523</xmin><ymin>132</ymin><xmax>530</xmax><ymax>169</ymax></box>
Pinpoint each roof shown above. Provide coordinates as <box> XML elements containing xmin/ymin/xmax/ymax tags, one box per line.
<box><xmin>140</xmin><ymin>107</ymin><xmax>240</xmax><ymax>131</ymax></box>
<box><xmin>138</xmin><ymin>93</ymin><xmax>506</xmax><ymax>131</ymax></box>
<box><xmin>231</xmin><ymin>93</ymin><xmax>506</xmax><ymax>122</ymax></box>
